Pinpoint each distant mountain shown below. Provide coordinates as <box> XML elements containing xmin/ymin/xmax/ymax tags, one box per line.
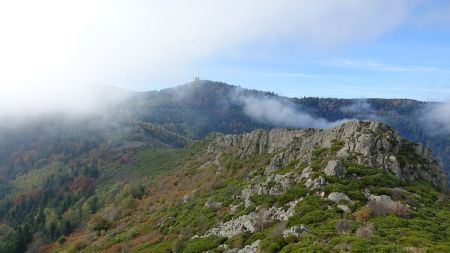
<box><xmin>121</xmin><ymin>80</ymin><xmax>449</xmax><ymax>178</ymax></box>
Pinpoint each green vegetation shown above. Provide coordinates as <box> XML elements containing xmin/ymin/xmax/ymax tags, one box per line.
<box><xmin>0</xmin><ymin>84</ymin><xmax>449</xmax><ymax>252</ymax></box>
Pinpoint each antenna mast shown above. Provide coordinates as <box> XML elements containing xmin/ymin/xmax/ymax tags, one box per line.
<box><xmin>197</xmin><ymin>66</ymin><xmax>200</xmax><ymax>81</ymax></box>
<box><xmin>194</xmin><ymin>66</ymin><xmax>200</xmax><ymax>82</ymax></box>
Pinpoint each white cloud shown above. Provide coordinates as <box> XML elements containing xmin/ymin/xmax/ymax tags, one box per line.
<box><xmin>0</xmin><ymin>0</ymin><xmax>432</xmax><ymax>117</ymax></box>
<box><xmin>421</xmin><ymin>102</ymin><xmax>450</xmax><ymax>135</ymax></box>
<box><xmin>231</xmin><ymin>89</ymin><xmax>349</xmax><ymax>129</ymax></box>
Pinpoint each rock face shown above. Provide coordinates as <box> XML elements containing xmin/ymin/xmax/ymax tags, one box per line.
<box><xmin>241</xmin><ymin>172</ymin><xmax>301</xmax><ymax>207</ymax></box>
<box><xmin>206</xmin><ymin>200</ymin><xmax>299</xmax><ymax>238</ymax></box>
<box><xmin>238</xmin><ymin>240</ymin><xmax>260</xmax><ymax>253</ymax></box>
<box><xmin>324</xmin><ymin>160</ymin><xmax>347</xmax><ymax>177</ymax></box>
<box><xmin>207</xmin><ymin>120</ymin><xmax>447</xmax><ymax>190</ymax></box>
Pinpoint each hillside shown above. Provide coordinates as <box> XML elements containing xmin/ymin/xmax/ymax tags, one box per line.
<box><xmin>5</xmin><ymin>120</ymin><xmax>445</xmax><ymax>253</ymax></box>
<box><xmin>0</xmin><ymin>81</ymin><xmax>450</xmax><ymax>252</ymax></box>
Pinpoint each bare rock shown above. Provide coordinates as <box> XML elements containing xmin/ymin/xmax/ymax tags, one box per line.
<box><xmin>300</xmin><ymin>166</ymin><xmax>313</xmax><ymax>179</ymax></box>
<box><xmin>305</xmin><ymin>176</ymin><xmax>326</xmax><ymax>189</ymax></box>
<box><xmin>238</xmin><ymin>240</ymin><xmax>260</xmax><ymax>253</ymax></box>
<box><xmin>328</xmin><ymin>192</ymin><xmax>351</xmax><ymax>203</ymax></box>
<box><xmin>324</xmin><ymin>160</ymin><xmax>347</xmax><ymax>177</ymax></box>
<box><xmin>337</xmin><ymin>204</ymin><xmax>351</xmax><ymax>213</ymax></box>
<box><xmin>206</xmin><ymin>120</ymin><xmax>447</xmax><ymax>190</ymax></box>
<box><xmin>205</xmin><ymin>201</ymin><xmax>222</xmax><ymax>209</ymax></box>
<box><xmin>206</xmin><ymin>200</ymin><xmax>299</xmax><ymax>238</ymax></box>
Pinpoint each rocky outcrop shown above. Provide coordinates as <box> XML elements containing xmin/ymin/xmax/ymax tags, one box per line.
<box><xmin>206</xmin><ymin>200</ymin><xmax>299</xmax><ymax>238</ymax></box>
<box><xmin>282</xmin><ymin>225</ymin><xmax>308</xmax><ymax>238</ymax></box>
<box><xmin>366</xmin><ymin>194</ymin><xmax>409</xmax><ymax>216</ymax></box>
<box><xmin>305</xmin><ymin>176</ymin><xmax>326</xmax><ymax>189</ymax></box>
<box><xmin>300</xmin><ymin>166</ymin><xmax>313</xmax><ymax>179</ymax></box>
<box><xmin>328</xmin><ymin>192</ymin><xmax>351</xmax><ymax>203</ymax></box>
<box><xmin>324</xmin><ymin>160</ymin><xmax>347</xmax><ymax>177</ymax></box>
<box><xmin>206</xmin><ymin>120</ymin><xmax>447</xmax><ymax>190</ymax></box>
<box><xmin>241</xmin><ymin>172</ymin><xmax>301</xmax><ymax>207</ymax></box>
<box><xmin>237</xmin><ymin>240</ymin><xmax>260</xmax><ymax>253</ymax></box>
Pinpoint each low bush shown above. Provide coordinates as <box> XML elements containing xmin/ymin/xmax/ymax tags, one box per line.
<box><xmin>276</xmin><ymin>184</ymin><xmax>308</xmax><ymax>207</ymax></box>
<box><xmin>355</xmin><ymin>206</ymin><xmax>371</xmax><ymax>222</ymax></box>
<box><xmin>260</xmin><ymin>236</ymin><xmax>287</xmax><ymax>253</ymax></box>
<box><xmin>336</xmin><ymin>219</ymin><xmax>353</xmax><ymax>234</ymax></box>
<box><xmin>355</xmin><ymin>223</ymin><xmax>374</xmax><ymax>238</ymax></box>
<box><xmin>181</xmin><ymin>236</ymin><xmax>226</xmax><ymax>253</ymax></box>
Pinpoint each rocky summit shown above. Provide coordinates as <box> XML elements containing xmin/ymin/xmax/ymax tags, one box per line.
<box><xmin>207</xmin><ymin>120</ymin><xmax>447</xmax><ymax>190</ymax></box>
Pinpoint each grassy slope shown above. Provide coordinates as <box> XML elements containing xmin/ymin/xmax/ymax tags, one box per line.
<box><xmin>46</xmin><ymin>139</ymin><xmax>450</xmax><ymax>253</ymax></box>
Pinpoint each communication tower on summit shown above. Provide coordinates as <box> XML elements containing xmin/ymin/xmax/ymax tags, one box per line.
<box><xmin>193</xmin><ymin>66</ymin><xmax>200</xmax><ymax>82</ymax></box>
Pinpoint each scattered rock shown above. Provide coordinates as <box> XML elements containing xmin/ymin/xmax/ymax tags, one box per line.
<box><xmin>241</xmin><ymin>172</ymin><xmax>302</xmax><ymax>207</ymax></box>
<box><xmin>316</xmin><ymin>191</ymin><xmax>326</xmax><ymax>198</ymax></box>
<box><xmin>206</xmin><ymin>213</ymin><xmax>257</xmax><ymax>238</ymax></box>
<box><xmin>206</xmin><ymin>200</ymin><xmax>300</xmax><ymax>238</ymax></box>
<box><xmin>300</xmin><ymin>224</ymin><xmax>309</xmax><ymax>233</ymax></box>
<box><xmin>266</xmin><ymin>172</ymin><xmax>299</xmax><ymax>195</ymax></box>
<box><xmin>205</xmin><ymin>201</ymin><xmax>222</xmax><ymax>209</ymax></box>
<box><xmin>238</xmin><ymin>240</ymin><xmax>260</xmax><ymax>253</ymax></box>
<box><xmin>230</xmin><ymin>204</ymin><xmax>240</xmax><ymax>214</ymax></box>
<box><xmin>282</xmin><ymin>225</ymin><xmax>308</xmax><ymax>238</ymax></box>
<box><xmin>367</xmin><ymin>194</ymin><xmax>409</xmax><ymax>217</ymax></box>
<box><xmin>305</xmin><ymin>176</ymin><xmax>326</xmax><ymax>189</ymax></box>
<box><xmin>367</xmin><ymin>194</ymin><xmax>394</xmax><ymax>205</ymax></box>
<box><xmin>337</xmin><ymin>204</ymin><xmax>351</xmax><ymax>213</ymax></box>
<box><xmin>328</xmin><ymin>192</ymin><xmax>351</xmax><ymax>203</ymax></box>
<box><xmin>300</xmin><ymin>166</ymin><xmax>313</xmax><ymax>179</ymax></box>
<box><xmin>182</xmin><ymin>194</ymin><xmax>191</xmax><ymax>203</ymax></box>
<box><xmin>324</xmin><ymin>160</ymin><xmax>347</xmax><ymax>177</ymax></box>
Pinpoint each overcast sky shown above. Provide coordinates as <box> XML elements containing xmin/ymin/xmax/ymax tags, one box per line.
<box><xmin>1</xmin><ymin>0</ymin><xmax>450</xmax><ymax>114</ymax></box>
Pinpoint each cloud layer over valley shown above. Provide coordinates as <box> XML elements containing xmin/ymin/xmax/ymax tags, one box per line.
<box><xmin>421</xmin><ymin>102</ymin><xmax>450</xmax><ymax>135</ymax></box>
<box><xmin>231</xmin><ymin>89</ymin><xmax>349</xmax><ymax>129</ymax></box>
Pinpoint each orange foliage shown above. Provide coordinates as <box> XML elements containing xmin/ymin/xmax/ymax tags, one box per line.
<box><xmin>68</xmin><ymin>176</ymin><xmax>93</xmax><ymax>192</ymax></box>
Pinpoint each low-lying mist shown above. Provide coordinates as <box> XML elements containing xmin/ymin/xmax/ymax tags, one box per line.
<box><xmin>421</xmin><ymin>102</ymin><xmax>450</xmax><ymax>135</ymax></box>
<box><xmin>231</xmin><ymin>88</ymin><xmax>350</xmax><ymax>129</ymax></box>
<box><xmin>0</xmin><ymin>84</ymin><xmax>130</xmax><ymax>126</ymax></box>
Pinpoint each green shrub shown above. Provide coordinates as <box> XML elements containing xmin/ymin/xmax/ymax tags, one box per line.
<box><xmin>276</xmin><ymin>184</ymin><xmax>308</xmax><ymax>207</ymax></box>
<box><xmin>260</xmin><ymin>236</ymin><xmax>286</xmax><ymax>253</ymax></box>
<box><xmin>404</xmin><ymin>181</ymin><xmax>439</xmax><ymax>202</ymax></box>
<box><xmin>289</xmin><ymin>196</ymin><xmax>336</xmax><ymax>226</ymax></box>
<box><xmin>181</xmin><ymin>236</ymin><xmax>226</xmax><ymax>253</ymax></box>
<box><xmin>57</xmin><ymin>236</ymin><xmax>66</xmax><ymax>244</ymax></box>
<box><xmin>361</xmin><ymin>173</ymin><xmax>403</xmax><ymax>188</ymax></box>
<box><xmin>344</xmin><ymin>162</ymin><xmax>378</xmax><ymax>176</ymax></box>
<box><xmin>88</xmin><ymin>215</ymin><xmax>111</xmax><ymax>232</ymax></box>
<box><xmin>330</xmin><ymin>140</ymin><xmax>345</xmax><ymax>153</ymax></box>
<box><xmin>251</xmin><ymin>194</ymin><xmax>277</xmax><ymax>207</ymax></box>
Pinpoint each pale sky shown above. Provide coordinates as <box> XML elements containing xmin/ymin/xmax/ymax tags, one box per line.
<box><xmin>1</xmin><ymin>0</ymin><xmax>450</xmax><ymax>116</ymax></box>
